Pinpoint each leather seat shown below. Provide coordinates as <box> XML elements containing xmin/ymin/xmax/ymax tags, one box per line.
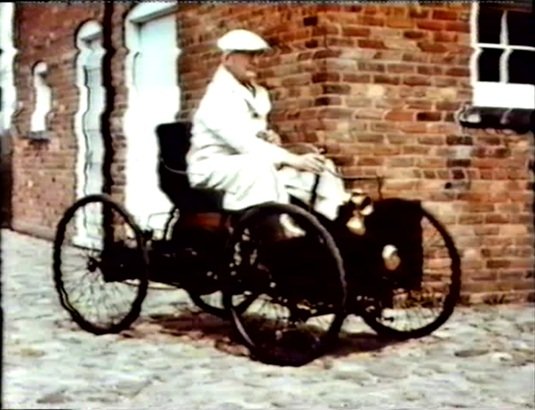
<box><xmin>156</xmin><ymin>121</ymin><xmax>224</xmax><ymax>212</ymax></box>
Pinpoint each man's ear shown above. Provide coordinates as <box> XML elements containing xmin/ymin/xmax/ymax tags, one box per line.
<box><xmin>221</xmin><ymin>52</ymin><xmax>233</xmax><ymax>65</ymax></box>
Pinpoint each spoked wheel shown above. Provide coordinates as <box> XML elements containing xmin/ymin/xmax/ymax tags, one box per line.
<box><xmin>223</xmin><ymin>203</ymin><xmax>347</xmax><ymax>367</ymax></box>
<box><xmin>359</xmin><ymin>199</ymin><xmax>461</xmax><ymax>339</ymax></box>
<box><xmin>53</xmin><ymin>194</ymin><xmax>149</xmax><ymax>334</ymax></box>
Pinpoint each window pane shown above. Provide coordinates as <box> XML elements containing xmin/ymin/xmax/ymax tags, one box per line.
<box><xmin>507</xmin><ymin>11</ymin><xmax>535</xmax><ymax>47</ymax></box>
<box><xmin>478</xmin><ymin>48</ymin><xmax>503</xmax><ymax>82</ymax></box>
<box><xmin>478</xmin><ymin>8</ymin><xmax>502</xmax><ymax>44</ymax></box>
<box><xmin>509</xmin><ymin>50</ymin><xmax>535</xmax><ymax>85</ymax></box>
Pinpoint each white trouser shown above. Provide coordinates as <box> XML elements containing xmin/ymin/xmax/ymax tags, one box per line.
<box><xmin>187</xmin><ymin>155</ymin><xmax>347</xmax><ymax>220</ymax></box>
<box><xmin>279</xmin><ymin>158</ymin><xmax>347</xmax><ymax>220</ymax></box>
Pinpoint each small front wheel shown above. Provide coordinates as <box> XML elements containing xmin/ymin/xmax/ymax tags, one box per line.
<box><xmin>359</xmin><ymin>200</ymin><xmax>461</xmax><ymax>339</ymax></box>
<box><xmin>223</xmin><ymin>203</ymin><xmax>347</xmax><ymax>366</ymax></box>
<box><xmin>53</xmin><ymin>194</ymin><xmax>149</xmax><ymax>334</ymax></box>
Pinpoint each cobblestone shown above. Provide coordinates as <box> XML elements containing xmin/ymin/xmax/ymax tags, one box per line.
<box><xmin>2</xmin><ymin>229</ymin><xmax>534</xmax><ymax>409</ymax></box>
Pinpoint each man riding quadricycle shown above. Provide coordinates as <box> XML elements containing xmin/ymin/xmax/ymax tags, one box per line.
<box><xmin>53</xmin><ymin>30</ymin><xmax>461</xmax><ymax>366</ymax></box>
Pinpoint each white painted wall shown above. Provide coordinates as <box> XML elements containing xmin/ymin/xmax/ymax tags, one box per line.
<box><xmin>0</xmin><ymin>3</ymin><xmax>17</xmax><ymax>134</ymax></box>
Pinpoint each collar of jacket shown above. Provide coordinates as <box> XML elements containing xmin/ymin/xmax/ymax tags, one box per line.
<box><xmin>213</xmin><ymin>65</ymin><xmax>270</xmax><ymax>118</ymax></box>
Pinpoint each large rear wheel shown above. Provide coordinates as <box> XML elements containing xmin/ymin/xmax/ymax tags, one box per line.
<box><xmin>53</xmin><ymin>194</ymin><xmax>148</xmax><ymax>334</ymax></box>
<box><xmin>223</xmin><ymin>203</ymin><xmax>347</xmax><ymax>366</ymax></box>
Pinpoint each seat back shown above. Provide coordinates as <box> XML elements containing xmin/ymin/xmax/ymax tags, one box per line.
<box><xmin>156</xmin><ymin>121</ymin><xmax>192</xmax><ymax>173</ymax></box>
<box><xmin>155</xmin><ymin>121</ymin><xmax>223</xmax><ymax>211</ymax></box>
<box><xmin>156</xmin><ymin>122</ymin><xmax>192</xmax><ymax>199</ymax></box>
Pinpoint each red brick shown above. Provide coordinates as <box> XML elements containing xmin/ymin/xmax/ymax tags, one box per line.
<box><xmin>325</xmin><ymin>37</ymin><xmax>357</xmax><ymax>48</ymax></box>
<box><xmin>388</xmin><ymin>64</ymin><xmax>416</xmax><ymax>74</ymax></box>
<box><xmin>314</xmin><ymin>96</ymin><xmax>343</xmax><ymax>106</ymax></box>
<box><xmin>312</xmin><ymin>72</ymin><xmax>341</xmax><ymax>83</ymax></box>
<box><xmin>320</xmin><ymin>107</ymin><xmax>353</xmax><ymax>119</ymax></box>
<box><xmin>358</xmin><ymin>15</ymin><xmax>385</xmax><ymax>26</ymax></box>
<box><xmin>385</xmin><ymin>110</ymin><xmax>415</xmax><ymax>121</ymax></box>
<box><xmin>431</xmin><ymin>9</ymin><xmax>459</xmax><ymax>21</ymax></box>
<box><xmin>353</xmin><ymin>109</ymin><xmax>384</xmax><ymax>120</ymax></box>
<box><xmin>445</xmin><ymin>21</ymin><xmax>470</xmax><ymax>33</ymax></box>
<box><xmin>358</xmin><ymin>39</ymin><xmax>386</xmax><ymax>49</ymax></box>
<box><xmin>406</xmin><ymin>100</ymin><xmax>433</xmax><ymax>110</ymax></box>
<box><xmin>416</xmin><ymin>111</ymin><xmax>442</xmax><ymax>121</ymax></box>
<box><xmin>358</xmin><ymin>62</ymin><xmax>386</xmax><ymax>72</ymax></box>
<box><xmin>322</xmin><ymin>83</ymin><xmax>351</xmax><ymax>94</ymax></box>
<box><xmin>418</xmin><ymin>41</ymin><xmax>449</xmax><ymax>53</ymax></box>
<box><xmin>417</xmin><ymin>65</ymin><xmax>443</xmax><ymax>75</ymax></box>
<box><xmin>445</xmin><ymin>67</ymin><xmax>470</xmax><ymax>77</ymax></box>
<box><xmin>386</xmin><ymin>18</ymin><xmax>413</xmax><ymax>29</ymax></box>
<box><xmin>403</xmin><ymin>75</ymin><xmax>432</xmax><ymax>86</ymax></box>
<box><xmin>399</xmin><ymin>123</ymin><xmax>428</xmax><ymax>134</ymax></box>
<box><xmin>402</xmin><ymin>53</ymin><xmax>428</xmax><ymax>63</ymax></box>
<box><xmin>342</xmin><ymin>26</ymin><xmax>371</xmax><ymax>37</ymax></box>
<box><xmin>313</xmin><ymin>49</ymin><xmax>342</xmax><ymax>59</ymax></box>
<box><xmin>433</xmin><ymin>31</ymin><xmax>458</xmax><ymax>43</ymax></box>
<box><xmin>342</xmin><ymin>73</ymin><xmax>371</xmax><ymax>83</ymax></box>
<box><xmin>373</xmin><ymin>74</ymin><xmax>400</xmax><ymax>85</ymax></box>
<box><xmin>416</xmin><ymin>20</ymin><xmax>445</xmax><ymax>31</ymax></box>
<box><xmin>403</xmin><ymin>30</ymin><xmax>427</xmax><ymax>40</ymax></box>
<box><xmin>434</xmin><ymin>77</ymin><xmax>459</xmax><ymax>87</ymax></box>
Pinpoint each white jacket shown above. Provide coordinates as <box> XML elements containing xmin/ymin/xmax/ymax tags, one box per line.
<box><xmin>187</xmin><ymin>66</ymin><xmax>291</xmax><ymax>171</ymax></box>
<box><xmin>186</xmin><ymin>65</ymin><xmax>347</xmax><ymax>219</ymax></box>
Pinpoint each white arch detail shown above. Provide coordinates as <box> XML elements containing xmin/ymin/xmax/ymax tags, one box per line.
<box><xmin>123</xmin><ymin>2</ymin><xmax>180</xmax><ymax>231</ymax></box>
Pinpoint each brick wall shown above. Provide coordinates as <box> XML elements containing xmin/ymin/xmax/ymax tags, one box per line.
<box><xmin>177</xmin><ymin>4</ymin><xmax>534</xmax><ymax>303</ymax></box>
<box><xmin>11</xmin><ymin>3</ymin><xmax>134</xmax><ymax>237</ymax></box>
<box><xmin>12</xmin><ymin>4</ymin><xmax>103</xmax><ymax>237</ymax></box>
<box><xmin>311</xmin><ymin>4</ymin><xmax>534</xmax><ymax>303</ymax></box>
<box><xmin>10</xmin><ymin>4</ymin><xmax>535</xmax><ymax>302</ymax></box>
<box><xmin>454</xmin><ymin>129</ymin><xmax>534</xmax><ymax>303</ymax></box>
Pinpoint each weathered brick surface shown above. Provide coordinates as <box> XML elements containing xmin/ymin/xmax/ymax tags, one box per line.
<box><xmin>12</xmin><ymin>5</ymin><xmax>102</xmax><ymax>237</ymax></box>
<box><xmin>312</xmin><ymin>4</ymin><xmax>533</xmax><ymax>304</ymax></box>
<box><xmin>11</xmin><ymin>4</ymin><xmax>131</xmax><ymax>237</ymax></box>
<box><xmin>8</xmin><ymin>4</ymin><xmax>535</xmax><ymax>303</ymax></box>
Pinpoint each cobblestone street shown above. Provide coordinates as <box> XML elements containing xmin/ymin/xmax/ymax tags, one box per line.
<box><xmin>1</xmin><ymin>228</ymin><xmax>534</xmax><ymax>409</ymax></box>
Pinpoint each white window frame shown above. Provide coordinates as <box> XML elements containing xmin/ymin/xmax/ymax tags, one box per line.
<box><xmin>470</xmin><ymin>2</ymin><xmax>535</xmax><ymax>109</ymax></box>
<box><xmin>0</xmin><ymin>3</ymin><xmax>17</xmax><ymax>133</ymax></box>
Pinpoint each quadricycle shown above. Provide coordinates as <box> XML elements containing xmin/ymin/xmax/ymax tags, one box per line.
<box><xmin>53</xmin><ymin>122</ymin><xmax>461</xmax><ymax>366</ymax></box>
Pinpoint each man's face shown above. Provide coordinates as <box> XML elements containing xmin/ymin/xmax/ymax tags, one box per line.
<box><xmin>223</xmin><ymin>51</ymin><xmax>261</xmax><ymax>84</ymax></box>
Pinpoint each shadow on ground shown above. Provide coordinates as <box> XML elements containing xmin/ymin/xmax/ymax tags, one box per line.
<box><xmin>125</xmin><ymin>307</ymin><xmax>401</xmax><ymax>365</ymax></box>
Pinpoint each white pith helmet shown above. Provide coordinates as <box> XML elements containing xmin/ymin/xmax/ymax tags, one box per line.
<box><xmin>217</xmin><ymin>29</ymin><xmax>270</xmax><ymax>53</ymax></box>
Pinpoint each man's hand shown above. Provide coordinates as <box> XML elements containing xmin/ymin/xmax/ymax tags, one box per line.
<box><xmin>257</xmin><ymin>130</ymin><xmax>282</xmax><ymax>145</ymax></box>
<box><xmin>284</xmin><ymin>152</ymin><xmax>326</xmax><ymax>174</ymax></box>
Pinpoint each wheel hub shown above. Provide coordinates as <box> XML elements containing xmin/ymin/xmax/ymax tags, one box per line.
<box><xmin>87</xmin><ymin>256</ymin><xmax>99</xmax><ymax>273</ymax></box>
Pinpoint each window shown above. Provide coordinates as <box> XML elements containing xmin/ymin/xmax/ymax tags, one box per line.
<box><xmin>471</xmin><ymin>2</ymin><xmax>535</xmax><ymax>109</ymax></box>
<box><xmin>30</xmin><ymin>62</ymin><xmax>52</xmax><ymax>132</ymax></box>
